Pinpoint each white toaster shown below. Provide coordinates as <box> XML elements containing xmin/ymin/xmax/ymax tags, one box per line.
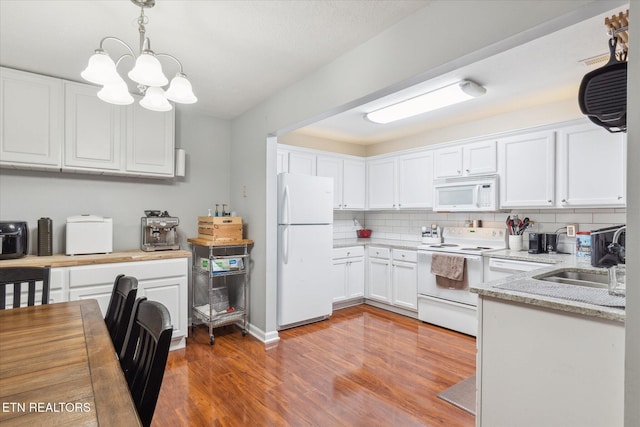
<box><xmin>66</xmin><ymin>215</ymin><xmax>113</xmax><ymax>255</ymax></box>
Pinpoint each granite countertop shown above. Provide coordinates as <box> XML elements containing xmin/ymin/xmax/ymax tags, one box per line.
<box><xmin>333</xmin><ymin>238</ymin><xmax>421</xmax><ymax>250</ymax></box>
<box><xmin>471</xmin><ymin>252</ymin><xmax>625</xmax><ymax>323</ymax></box>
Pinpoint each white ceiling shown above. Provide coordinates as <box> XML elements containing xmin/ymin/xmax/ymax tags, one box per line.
<box><xmin>0</xmin><ymin>1</ymin><xmax>628</xmax><ymax>145</ymax></box>
<box><xmin>0</xmin><ymin>0</ymin><xmax>428</xmax><ymax>119</ymax></box>
<box><xmin>299</xmin><ymin>4</ymin><xmax>629</xmax><ymax>144</ymax></box>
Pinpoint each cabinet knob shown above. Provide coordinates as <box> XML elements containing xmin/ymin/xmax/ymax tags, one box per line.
<box><xmin>401</xmin><ymin>254</ymin><xmax>405</xmax><ymax>258</ymax></box>
<box><xmin>347</xmin><ymin>251</ymin><xmax>351</xmax><ymax>256</ymax></box>
<box><xmin>548</xmin><ymin>200</ymin><xmax>552</xmax><ymax>203</ymax></box>
<box><xmin>618</xmin><ymin>196</ymin><xmax>623</xmax><ymax>200</ymax></box>
<box><xmin>457</xmin><ymin>170</ymin><xmax>461</xmax><ymax>174</ymax></box>
<box><xmin>393</xmin><ymin>204</ymin><xmax>396</xmax><ymax>208</ymax></box>
<box><xmin>561</xmin><ymin>199</ymin><xmax>567</xmax><ymax>203</ymax></box>
<box><xmin>465</xmin><ymin>169</ymin><xmax>470</xmax><ymax>173</ymax></box>
<box><xmin>344</xmin><ymin>204</ymin><xmax>347</xmax><ymax>207</ymax></box>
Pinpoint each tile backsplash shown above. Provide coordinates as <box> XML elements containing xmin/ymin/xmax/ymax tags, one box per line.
<box><xmin>334</xmin><ymin>208</ymin><xmax>626</xmax><ymax>254</ymax></box>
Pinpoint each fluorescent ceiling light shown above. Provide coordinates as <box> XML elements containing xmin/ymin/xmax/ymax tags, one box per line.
<box><xmin>366</xmin><ymin>80</ymin><xmax>486</xmax><ymax>124</ymax></box>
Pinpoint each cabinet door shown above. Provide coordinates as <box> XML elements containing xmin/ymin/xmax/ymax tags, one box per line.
<box><xmin>317</xmin><ymin>155</ymin><xmax>343</xmax><ymax>209</ymax></box>
<box><xmin>288</xmin><ymin>151</ymin><xmax>316</xmax><ymax>175</ymax></box>
<box><xmin>342</xmin><ymin>159</ymin><xmax>366</xmax><ymax>210</ymax></box>
<box><xmin>434</xmin><ymin>146</ymin><xmax>463</xmax><ymax>178</ymax></box>
<box><xmin>397</xmin><ymin>150</ymin><xmax>434</xmax><ymax>208</ymax></box>
<box><xmin>464</xmin><ymin>140</ymin><xmax>497</xmax><ymax>175</ymax></box>
<box><xmin>392</xmin><ymin>261</ymin><xmax>417</xmax><ymax>310</ymax></box>
<box><xmin>126</xmin><ymin>100</ymin><xmax>175</xmax><ymax>176</ymax></box>
<box><xmin>367</xmin><ymin>258</ymin><xmax>391</xmax><ymax>303</ymax></box>
<box><xmin>331</xmin><ymin>258</ymin><xmax>348</xmax><ymax>303</ymax></box>
<box><xmin>64</xmin><ymin>82</ymin><xmax>124</xmax><ymax>171</ymax></box>
<box><xmin>367</xmin><ymin>158</ymin><xmax>396</xmax><ymax>209</ymax></box>
<box><xmin>346</xmin><ymin>258</ymin><xmax>365</xmax><ymax>299</ymax></box>
<box><xmin>0</xmin><ymin>67</ymin><xmax>63</xmax><ymax>169</ymax></box>
<box><xmin>557</xmin><ymin>123</ymin><xmax>626</xmax><ymax>207</ymax></box>
<box><xmin>499</xmin><ymin>131</ymin><xmax>555</xmax><ymax>208</ymax></box>
<box><xmin>138</xmin><ymin>276</ymin><xmax>188</xmax><ymax>345</ymax></box>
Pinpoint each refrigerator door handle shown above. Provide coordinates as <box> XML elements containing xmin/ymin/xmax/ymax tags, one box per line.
<box><xmin>282</xmin><ymin>225</ymin><xmax>289</xmax><ymax>264</ymax></box>
<box><xmin>284</xmin><ymin>184</ymin><xmax>291</xmax><ymax>224</ymax></box>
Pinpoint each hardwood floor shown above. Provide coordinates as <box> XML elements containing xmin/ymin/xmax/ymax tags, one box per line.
<box><xmin>153</xmin><ymin>305</ymin><xmax>476</xmax><ymax>427</ymax></box>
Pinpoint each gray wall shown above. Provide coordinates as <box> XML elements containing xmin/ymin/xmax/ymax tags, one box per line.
<box><xmin>0</xmin><ymin>108</ymin><xmax>231</xmax><ymax>253</ymax></box>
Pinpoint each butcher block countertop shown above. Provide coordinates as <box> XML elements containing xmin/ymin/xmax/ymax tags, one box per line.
<box><xmin>187</xmin><ymin>238</ymin><xmax>254</xmax><ymax>247</ymax></box>
<box><xmin>0</xmin><ymin>249</ymin><xmax>191</xmax><ymax>268</ymax></box>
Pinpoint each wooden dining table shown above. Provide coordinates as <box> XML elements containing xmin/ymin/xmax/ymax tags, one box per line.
<box><xmin>0</xmin><ymin>299</ymin><xmax>142</xmax><ymax>426</ymax></box>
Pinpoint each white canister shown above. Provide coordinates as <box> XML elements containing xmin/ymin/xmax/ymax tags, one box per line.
<box><xmin>508</xmin><ymin>235</ymin><xmax>523</xmax><ymax>251</ymax></box>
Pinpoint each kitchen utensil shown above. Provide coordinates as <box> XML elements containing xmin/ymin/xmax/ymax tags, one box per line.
<box><xmin>506</xmin><ymin>216</ymin><xmax>513</xmax><ymax>235</ymax></box>
<box><xmin>578</xmin><ymin>37</ymin><xmax>627</xmax><ymax>133</ymax></box>
<box><xmin>357</xmin><ymin>229</ymin><xmax>372</xmax><ymax>238</ymax></box>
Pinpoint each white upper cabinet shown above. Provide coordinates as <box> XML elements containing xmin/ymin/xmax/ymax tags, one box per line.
<box><xmin>65</xmin><ymin>84</ymin><xmax>175</xmax><ymax>178</ymax></box>
<box><xmin>556</xmin><ymin>122</ymin><xmax>626</xmax><ymax>207</ymax></box>
<box><xmin>341</xmin><ymin>158</ymin><xmax>366</xmax><ymax>210</ymax></box>
<box><xmin>463</xmin><ymin>140</ymin><xmax>497</xmax><ymax>175</ymax></box>
<box><xmin>499</xmin><ymin>130</ymin><xmax>556</xmax><ymax>208</ymax></box>
<box><xmin>64</xmin><ymin>81</ymin><xmax>124</xmax><ymax>172</ymax></box>
<box><xmin>125</xmin><ymin>98</ymin><xmax>175</xmax><ymax>176</ymax></box>
<box><xmin>317</xmin><ymin>155</ymin><xmax>342</xmax><ymax>208</ymax></box>
<box><xmin>367</xmin><ymin>157</ymin><xmax>397</xmax><ymax>209</ymax></box>
<box><xmin>397</xmin><ymin>150</ymin><xmax>434</xmax><ymax>209</ymax></box>
<box><xmin>0</xmin><ymin>67</ymin><xmax>63</xmax><ymax>169</ymax></box>
<box><xmin>434</xmin><ymin>146</ymin><xmax>463</xmax><ymax>178</ymax></box>
<box><xmin>434</xmin><ymin>140</ymin><xmax>496</xmax><ymax>178</ymax></box>
<box><xmin>288</xmin><ymin>150</ymin><xmax>316</xmax><ymax>175</ymax></box>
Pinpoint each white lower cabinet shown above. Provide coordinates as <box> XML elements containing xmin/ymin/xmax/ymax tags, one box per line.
<box><xmin>366</xmin><ymin>247</ymin><xmax>392</xmax><ymax>303</ymax></box>
<box><xmin>477</xmin><ymin>296</ymin><xmax>624</xmax><ymax>427</ymax></box>
<box><xmin>331</xmin><ymin>246</ymin><xmax>365</xmax><ymax>306</ymax></box>
<box><xmin>391</xmin><ymin>249</ymin><xmax>417</xmax><ymax>310</ymax></box>
<box><xmin>63</xmin><ymin>258</ymin><xmax>189</xmax><ymax>350</ymax></box>
<box><xmin>365</xmin><ymin>246</ymin><xmax>418</xmax><ymax>314</ymax></box>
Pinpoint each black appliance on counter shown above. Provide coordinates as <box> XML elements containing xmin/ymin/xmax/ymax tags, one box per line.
<box><xmin>591</xmin><ymin>225</ymin><xmax>626</xmax><ymax>267</ymax></box>
<box><xmin>0</xmin><ymin>221</ymin><xmax>28</xmax><ymax>259</ymax></box>
<box><xmin>528</xmin><ymin>233</ymin><xmax>545</xmax><ymax>254</ymax></box>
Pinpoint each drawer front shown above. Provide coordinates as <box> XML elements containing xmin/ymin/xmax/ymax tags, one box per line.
<box><xmin>393</xmin><ymin>249</ymin><xmax>417</xmax><ymax>263</ymax></box>
<box><xmin>68</xmin><ymin>258</ymin><xmax>188</xmax><ymax>287</ymax></box>
<box><xmin>368</xmin><ymin>246</ymin><xmax>391</xmax><ymax>259</ymax></box>
<box><xmin>333</xmin><ymin>246</ymin><xmax>365</xmax><ymax>259</ymax></box>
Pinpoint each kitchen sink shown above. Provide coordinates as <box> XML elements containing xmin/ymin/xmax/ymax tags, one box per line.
<box><xmin>532</xmin><ymin>269</ymin><xmax>609</xmax><ymax>289</ymax></box>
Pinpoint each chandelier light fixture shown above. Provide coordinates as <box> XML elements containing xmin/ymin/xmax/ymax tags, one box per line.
<box><xmin>81</xmin><ymin>0</ymin><xmax>197</xmax><ymax>112</ymax></box>
<box><xmin>365</xmin><ymin>80</ymin><xmax>486</xmax><ymax>124</ymax></box>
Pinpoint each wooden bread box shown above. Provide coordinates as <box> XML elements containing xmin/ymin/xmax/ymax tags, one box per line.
<box><xmin>197</xmin><ymin>216</ymin><xmax>243</xmax><ymax>241</ymax></box>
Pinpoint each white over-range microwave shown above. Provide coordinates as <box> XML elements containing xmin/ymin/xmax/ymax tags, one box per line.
<box><xmin>433</xmin><ymin>175</ymin><xmax>498</xmax><ymax>212</ymax></box>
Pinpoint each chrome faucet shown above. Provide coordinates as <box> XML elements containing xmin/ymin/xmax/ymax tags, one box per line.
<box><xmin>608</xmin><ymin>225</ymin><xmax>626</xmax><ymax>264</ymax></box>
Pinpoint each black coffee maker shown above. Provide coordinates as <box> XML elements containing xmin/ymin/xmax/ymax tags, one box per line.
<box><xmin>528</xmin><ymin>233</ymin><xmax>558</xmax><ymax>254</ymax></box>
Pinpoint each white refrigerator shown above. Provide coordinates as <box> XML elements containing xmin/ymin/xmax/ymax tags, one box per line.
<box><xmin>277</xmin><ymin>173</ymin><xmax>333</xmax><ymax>329</ymax></box>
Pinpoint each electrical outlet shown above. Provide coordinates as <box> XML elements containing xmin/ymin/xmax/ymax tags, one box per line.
<box><xmin>242</xmin><ymin>185</ymin><xmax>247</xmax><ymax>198</ymax></box>
<box><xmin>566</xmin><ymin>224</ymin><xmax>577</xmax><ymax>237</ymax></box>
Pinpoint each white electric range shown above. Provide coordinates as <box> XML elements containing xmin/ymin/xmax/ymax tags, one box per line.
<box><xmin>417</xmin><ymin>227</ymin><xmax>506</xmax><ymax>336</ymax></box>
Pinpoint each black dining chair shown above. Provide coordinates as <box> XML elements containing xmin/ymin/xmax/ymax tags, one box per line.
<box><xmin>0</xmin><ymin>266</ymin><xmax>51</xmax><ymax>310</ymax></box>
<box><xmin>120</xmin><ymin>298</ymin><xmax>173</xmax><ymax>427</ymax></box>
<box><xmin>104</xmin><ymin>274</ymin><xmax>138</xmax><ymax>356</ymax></box>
